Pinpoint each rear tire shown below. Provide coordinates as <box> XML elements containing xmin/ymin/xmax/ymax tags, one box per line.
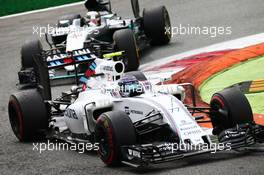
<box><xmin>21</xmin><ymin>39</ymin><xmax>43</xmax><ymax>69</ymax></box>
<box><xmin>143</xmin><ymin>6</ymin><xmax>171</xmax><ymax>45</ymax></box>
<box><xmin>8</xmin><ymin>89</ymin><xmax>49</xmax><ymax>142</ymax></box>
<box><xmin>19</xmin><ymin>39</ymin><xmax>49</xmax><ymax>91</ymax></box>
<box><xmin>113</xmin><ymin>29</ymin><xmax>140</xmax><ymax>72</ymax></box>
<box><xmin>95</xmin><ymin>111</ymin><xmax>136</xmax><ymax>166</ymax></box>
<box><xmin>210</xmin><ymin>88</ymin><xmax>253</xmax><ymax>135</ymax></box>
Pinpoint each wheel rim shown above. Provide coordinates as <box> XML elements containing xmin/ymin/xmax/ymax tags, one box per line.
<box><xmin>134</xmin><ymin>36</ymin><xmax>140</xmax><ymax>61</ymax></box>
<box><xmin>122</xmin><ymin>35</ymin><xmax>139</xmax><ymax>71</ymax></box>
<box><xmin>163</xmin><ymin>9</ymin><xmax>171</xmax><ymax>40</ymax></box>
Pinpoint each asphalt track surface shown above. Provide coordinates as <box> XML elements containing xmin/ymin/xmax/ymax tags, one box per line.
<box><xmin>0</xmin><ymin>0</ymin><xmax>264</xmax><ymax>174</ymax></box>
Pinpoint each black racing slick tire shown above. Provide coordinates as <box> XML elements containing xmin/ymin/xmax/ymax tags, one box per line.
<box><xmin>8</xmin><ymin>89</ymin><xmax>49</xmax><ymax>142</ymax></box>
<box><xmin>125</xmin><ymin>71</ymin><xmax>147</xmax><ymax>81</ymax></box>
<box><xmin>21</xmin><ymin>39</ymin><xmax>43</xmax><ymax>69</ymax></box>
<box><xmin>113</xmin><ymin>29</ymin><xmax>140</xmax><ymax>72</ymax></box>
<box><xmin>143</xmin><ymin>6</ymin><xmax>171</xmax><ymax>45</ymax></box>
<box><xmin>19</xmin><ymin>38</ymin><xmax>50</xmax><ymax>98</ymax></box>
<box><xmin>209</xmin><ymin>88</ymin><xmax>254</xmax><ymax>135</ymax></box>
<box><xmin>95</xmin><ymin>111</ymin><xmax>137</xmax><ymax>166</ymax></box>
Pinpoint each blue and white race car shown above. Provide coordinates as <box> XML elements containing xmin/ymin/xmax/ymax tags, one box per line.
<box><xmin>9</xmin><ymin>53</ymin><xmax>264</xmax><ymax>167</ymax></box>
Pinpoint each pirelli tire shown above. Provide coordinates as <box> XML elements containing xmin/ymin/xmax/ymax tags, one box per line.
<box><xmin>210</xmin><ymin>88</ymin><xmax>254</xmax><ymax>135</ymax></box>
<box><xmin>113</xmin><ymin>29</ymin><xmax>140</xmax><ymax>72</ymax></box>
<box><xmin>8</xmin><ymin>89</ymin><xmax>49</xmax><ymax>142</ymax></box>
<box><xmin>21</xmin><ymin>39</ymin><xmax>43</xmax><ymax>69</ymax></box>
<box><xmin>19</xmin><ymin>39</ymin><xmax>48</xmax><ymax>88</ymax></box>
<box><xmin>95</xmin><ymin>111</ymin><xmax>137</xmax><ymax>166</ymax></box>
<box><xmin>143</xmin><ymin>6</ymin><xmax>171</xmax><ymax>45</ymax></box>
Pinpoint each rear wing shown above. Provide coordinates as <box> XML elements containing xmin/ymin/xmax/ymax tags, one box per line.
<box><xmin>45</xmin><ymin>48</ymin><xmax>98</xmax><ymax>86</ymax></box>
<box><xmin>30</xmin><ymin>48</ymin><xmax>124</xmax><ymax>100</ymax></box>
<box><xmin>29</xmin><ymin>48</ymin><xmax>98</xmax><ymax>100</ymax></box>
<box><xmin>45</xmin><ymin>48</ymin><xmax>96</xmax><ymax>69</ymax></box>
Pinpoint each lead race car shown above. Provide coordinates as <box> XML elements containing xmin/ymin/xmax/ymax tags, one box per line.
<box><xmin>46</xmin><ymin>0</ymin><xmax>171</xmax><ymax>74</ymax></box>
<box><xmin>8</xmin><ymin>49</ymin><xmax>264</xmax><ymax>167</ymax></box>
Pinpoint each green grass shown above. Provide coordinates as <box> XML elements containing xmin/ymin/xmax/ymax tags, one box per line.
<box><xmin>200</xmin><ymin>56</ymin><xmax>264</xmax><ymax>114</ymax></box>
<box><xmin>0</xmin><ymin>0</ymin><xmax>82</xmax><ymax>17</ymax></box>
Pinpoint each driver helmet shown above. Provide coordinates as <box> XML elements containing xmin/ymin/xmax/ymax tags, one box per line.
<box><xmin>118</xmin><ymin>75</ymin><xmax>144</xmax><ymax>97</ymax></box>
<box><xmin>86</xmin><ymin>11</ymin><xmax>101</xmax><ymax>26</ymax></box>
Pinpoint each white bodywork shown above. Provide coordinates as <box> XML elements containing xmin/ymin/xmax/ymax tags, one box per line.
<box><xmin>57</xmin><ymin>70</ymin><xmax>210</xmax><ymax>146</ymax></box>
<box><xmin>50</xmin><ymin>16</ymin><xmax>210</xmax><ymax>144</ymax></box>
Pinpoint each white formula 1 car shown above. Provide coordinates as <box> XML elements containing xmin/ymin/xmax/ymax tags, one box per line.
<box><xmin>8</xmin><ymin>56</ymin><xmax>264</xmax><ymax>167</ymax></box>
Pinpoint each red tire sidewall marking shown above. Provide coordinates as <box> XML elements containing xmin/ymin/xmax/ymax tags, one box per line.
<box><xmin>211</xmin><ymin>95</ymin><xmax>225</xmax><ymax>108</ymax></box>
<box><xmin>97</xmin><ymin>117</ymin><xmax>115</xmax><ymax>165</ymax></box>
<box><xmin>10</xmin><ymin>100</ymin><xmax>24</xmax><ymax>140</ymax></box>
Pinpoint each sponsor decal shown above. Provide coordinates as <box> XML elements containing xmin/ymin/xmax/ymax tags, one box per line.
<box><xmin>47</xmin><ymin>48</ymin><xmax>91</xmax><ymax>61</ymax></box>
<box><xmin>124</xmin><ymin>106</ymin><xmax>144</xmax><ymax>115</ymax></box>
<box><xmin>131</xmin><ymin>110</ymin><xmax>144</xmax><ymax>115</ymax></box>
<box><xmin>65</xmin><ymin>108</ymin><xmax>78</xmax><ymax>119</ymax></box>
<box><xmin>102</xmin><ymin>65</ymin><xmax>114</xmax><ymax>72</ymax></box>
<box><xmin>179</xmin><ymin>120</ymin><xmax>194</xmax><ymax>126</ymax></box>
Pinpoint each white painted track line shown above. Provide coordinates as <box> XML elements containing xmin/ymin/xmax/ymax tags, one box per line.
<box><xmin>140</xmin><ymin>33</ymin><xmax>264</xmax><ymax>70</ymax></box>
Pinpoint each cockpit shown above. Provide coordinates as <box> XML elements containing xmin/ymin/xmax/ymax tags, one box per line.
<box><xmin>118</xmin><ymin>75</ymin><xmax>145</xmax><ymax>97</ymax></box>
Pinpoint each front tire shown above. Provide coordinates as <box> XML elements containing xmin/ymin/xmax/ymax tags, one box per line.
<box><xmin>113</xmin><ymin>29</ymin><xmax>140</xmax><ymax>72</ymax></box>
<box><xmin>8</xmin><ymin>89</ymin><xmax>49</xmax><ymax>142</ymax></box>
<box><xmin>95</xmin><ymin>111</ymin><xmax>137</xmax><ymax>166</ymax></box>
<box><xmin>210</xmin><ymin>88</ymin><xmax>253</xmax><ymax>135</ymax></box>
